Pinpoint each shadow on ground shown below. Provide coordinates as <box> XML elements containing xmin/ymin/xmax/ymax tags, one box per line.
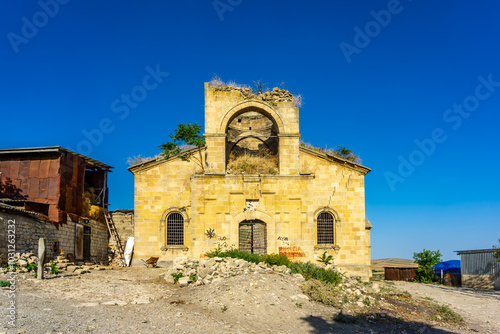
<box><xmin>301</xmin><ymin>313</ymin><xmax>462</xmax><ymax>334</ymax></box>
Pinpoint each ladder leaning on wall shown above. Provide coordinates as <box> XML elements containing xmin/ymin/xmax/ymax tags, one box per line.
<box><xmin>104</xmin><ymin>209</ymin><xmax>126</xmax><ymax>266</ymax></box>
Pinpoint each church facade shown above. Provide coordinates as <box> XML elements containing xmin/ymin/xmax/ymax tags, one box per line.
<box><xmin>129</xmin><ymin>83</ymin><xmax>373</xmax><ymax>279</ymax></box>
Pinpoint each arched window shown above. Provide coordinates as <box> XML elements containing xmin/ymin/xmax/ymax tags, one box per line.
<box><xmin>167</xmin><ymin>212</ymin><xmax>184</xmax><ymax>245</ymax></box>
<box><xmin>317</xmin><ymin>212</ymin><xmax>334</xmax><ymax>244</ymax></box>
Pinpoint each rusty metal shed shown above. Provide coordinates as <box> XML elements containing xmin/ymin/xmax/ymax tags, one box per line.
<box><xmin>0</xmin><ymin>146</ymin><xmax>113</xmax><ymax>224</ymax></box>
<box><xmin>384</xmin><ymin>267</ymin><xmax>417</xmax><ymax>281</ymax></box>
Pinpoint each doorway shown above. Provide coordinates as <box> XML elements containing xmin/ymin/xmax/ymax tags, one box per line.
<box><xmin>239</xmin><ymin>220</ymin><xmax>266</xmax><ymax>254</ymax></box>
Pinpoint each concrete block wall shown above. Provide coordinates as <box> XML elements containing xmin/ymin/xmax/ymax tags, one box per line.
<box><xmin>0</xmin><ymin>211</ymin><xmax>108</xmax><ymax>265</ymax></box>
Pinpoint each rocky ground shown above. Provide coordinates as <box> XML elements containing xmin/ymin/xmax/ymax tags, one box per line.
<box><xmin>0</xmin><ymin>259</ymin><xmax>498</xmax><ymax>334</ymax></box>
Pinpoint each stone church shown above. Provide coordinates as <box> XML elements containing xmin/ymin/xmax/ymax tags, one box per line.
<box><xmin>129</xmin><ymin>82</ymin><xmax>373</xmax><ymax>279</ymax></box>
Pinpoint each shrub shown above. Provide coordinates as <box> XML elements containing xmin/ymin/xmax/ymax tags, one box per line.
<box><xmin>413</xmin><ymin>249</ymin><xmax>442</xmax><ymax>283</ymax></box>
<box><xmin>289</xmin><ymin>261</ymin><xmax>342</xmax><ymax>285</ymax></box>
<box><xmin>50</xmin><ymin>261</ymin><xmax>59</xmax><ymax>275</ymax></box>
<box><xmin>301</xmin><ymin>279</ymin><xmax>341</xmax><ymax>307</ymax></box>
<box><xmin>0</xmin><ymin>280</ymin><xmax>10</xmax><ymax>287</ymax></box>
<box><xmin>171</xmin><ymin>273</ymin><xmax>183</xmax><ymax>283</ymax></box>
<box><xmin>25</xmin><ymin>263</ymin><xmax>37</xmax><ymax>272</ymax></box>
<box><xmin>317</xmin><ymin>251</ymin><xmax>333</xmax><ymax>265</ymax></box>
<box><xmin>259</xmin><ymin>254</ymin><xmax>291</xmax><ymax>267</ymax></box>
<box><xmin>205</xmin><ymin>247</ymin><xmax>262</xmax><ymax>264</ymax></box>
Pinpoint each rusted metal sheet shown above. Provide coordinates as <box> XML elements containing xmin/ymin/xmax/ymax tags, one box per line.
<box><xmin>9</xmin><ymin>160</ymin><xmax>20</xmax><ymax>177</ymax></box>
<box><xmin>0</xmin><ymin>146</ymin><xmax>111</xmax><ymax>224</ymax></box>
<box><xmin>29</xmin><ymin>159</ymin><xmax>40</xmax><ymax>178</ymax></box>
<box><xmin>384</xmin><ymin>267</ymin><xmax>416</xmax><ymax>281</ymax></box>
<box><xmin>39</xmin><ymin>159</ymin><xmax>50</xmax><ymax>178</ymax></box>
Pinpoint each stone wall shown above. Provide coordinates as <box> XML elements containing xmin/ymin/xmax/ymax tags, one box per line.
<box><xmin>110</xmin><ymin>210</ymin><xmax>134</xmax><ymax>245</ymax></box>
<box><xmin>462</xmin><ymin>274</ymin><xmax>495</xmax><ymax>289</ymax></box>
<box><xmin>0</xmin><ymin>211</ymin><xmax>108</xmax><ymax>265</ymax></box>
<box><xmin>131</xmin><ymin>148</ymin><xmax>371</xmax><ymax>279</ymax></box>
<box><xmin>129</xmin><ymin>82</ymin><xmax>372</xmax><ymax>280</ymax></box>
<box><xmin>204</xmin><ymin>84</ymin><xmax>300</xmax><ymax>175</ymax></box>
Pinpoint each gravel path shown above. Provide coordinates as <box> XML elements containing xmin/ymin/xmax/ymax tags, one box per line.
<box><xmin>393</xmin><ymin>281</ymin><xmax>500</xmax><ymax>334</ymax></box>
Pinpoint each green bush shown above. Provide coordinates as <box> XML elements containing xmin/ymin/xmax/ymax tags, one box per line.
<box><xmin>259</xmin><ymin>254</ymin><xmax>291</xmax><ymax>267</ymax></box>
<box><xmin>289</xmin><ymin>261</ymin><xmax>342</xmax><ymax>285</ymax></box>
<box><xmin>0</xmin><ymin>280</ymin><xmax>11</xmax><ymax>287</ymax></box>
<box><xmin>25</xmin><ymin>262</ymin><xmax>37</xmax><ymax>272</ymax></box>
<box><xmin>205</xmin><ymin>247</ymin><xmax>262</xmax><ymax>264</ymax></box>
<box><xmin>171</xmin><ymin>273</ymin><xmax>183</xmax><ymax>283</ymax></box>
<box><xmin>317</xmin><ymin>251</ymin><xmax>333</xmax><ymax>265</ymax></box>
<box><xmin>413</xmin><ymin>249</ymin><xmax>442</xmax><ymax>283</ymax></box>
<box><xmin>50</xmin><ymin>261</ymin><xmax>59</xmax><ymax>275</ymax></box>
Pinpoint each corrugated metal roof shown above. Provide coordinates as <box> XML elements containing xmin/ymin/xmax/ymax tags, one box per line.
<box><xmin>0</xmin><ymin>146</ymin><xmax>113</xmax><ymax>170</ymax></box>
<box><xmin>0</xmin><ymin>202</ymin><xmax>48</xmax><ymax>219</ymax></box>
<box><xmin>455</xmin><ymin>249</ymin><xmax>495</xmax><ymax>255</ymax></box>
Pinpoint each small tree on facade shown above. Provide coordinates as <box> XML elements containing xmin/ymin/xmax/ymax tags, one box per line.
<box><xmin>413</xmin><ymin>249</ymin><xmax>442</xmax><ymax>283</ymax></box>
<box><xmin>159</xmin><ymin>123</ymin><xmax>206</xmax><ymax>172</ymax></box>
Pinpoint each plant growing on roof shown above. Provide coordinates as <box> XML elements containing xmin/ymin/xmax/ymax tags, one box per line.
<box><xmin>159</xmin><ymin>123</ymin><xmax>206</xmax><ymax>172</ymax></box>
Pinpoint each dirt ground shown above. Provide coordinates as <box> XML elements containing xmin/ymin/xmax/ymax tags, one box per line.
<box><xmin>393</xmin><ymin>281</ymin><xmax>500</xmax><ymax>334</ymax></box>
<box><xmin>0</xmin><ymin>267</ymin><xmax>499</xmax><ymax>334</ymax></box>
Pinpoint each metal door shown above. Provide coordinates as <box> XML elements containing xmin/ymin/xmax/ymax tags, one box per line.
<box><xmin>239</xmin><ymin>220</ymin><xmax>266</xmax><ymax>255</ymax></box>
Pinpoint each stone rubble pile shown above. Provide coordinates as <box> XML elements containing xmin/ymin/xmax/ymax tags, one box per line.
<box><xmin>161</xmin><ymin>256</ymin><xmax>381</xmax><ymax>310</ymax></box>
<box><xmin>213</xmin><ymin>85</ymin><xmax>296</xmax><ymax>105</ymax></box>
<box><xmin>2</xmin><ymin>252</ymin><xmax>106</xmax><ymax>276</ymax></box>
<box><xmin>160</xmin><ymin>256</ymin><xmax>294</xmax><ymax>287</ymax></box>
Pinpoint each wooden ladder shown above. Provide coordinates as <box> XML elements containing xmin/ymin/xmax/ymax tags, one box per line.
<box><xmin>104</xmin><ymin>209</ymin><xmax>125</xmax><ymax>266</ymax></box>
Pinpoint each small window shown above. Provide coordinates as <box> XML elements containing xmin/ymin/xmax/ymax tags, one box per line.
<box><xmin>167</xmin><ymin>212</ymin><xmax>184</xmax><ymax>245</ymax></box>
<box><xmin>317</xmin><ymin>212</ymin><xmax>334</xmax><ymax>244</ymax></box>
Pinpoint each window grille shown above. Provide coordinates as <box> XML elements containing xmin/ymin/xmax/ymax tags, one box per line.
<box><xmin>167</xmin><ymin>212</ymin><xmax>184</xmax><ymax>245</ymax></box>
<box><xmin>317</xmin><ymin>212</ymin><xmax>334</xmax><ymax>244</ymax></box>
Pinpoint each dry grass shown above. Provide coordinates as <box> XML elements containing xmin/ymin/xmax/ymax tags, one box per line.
<box><xmin>82</xmin><ymin>187</ymin><xmax>105</xmax><ymax>223</ymax></box>
<box><xmin>227</xmin><ymin>151</ymin><xmax>278</xmax><ymax>175</ymax></box>
<box><xmin>300</xmin><ymin>141</ymin><xmax>361</xmax><ymax>164</ymax></box>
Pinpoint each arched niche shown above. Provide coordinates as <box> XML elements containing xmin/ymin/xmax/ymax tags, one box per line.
<box><xmin>223</xmin><ymin>102</ymin><xmax>281</xmax><ymax>174</ymax></box>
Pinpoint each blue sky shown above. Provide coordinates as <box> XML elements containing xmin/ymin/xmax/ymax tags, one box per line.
<box><xmin>1</xmin><ymin>1</ymin><xmax>499</xmax><ymax>260</ymax></box>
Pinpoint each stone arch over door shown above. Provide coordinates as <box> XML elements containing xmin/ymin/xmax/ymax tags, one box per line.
<box><xmin>232</xmin><ymin>209</ymin><xmax>274</xmax><ymax>254</ymax></box>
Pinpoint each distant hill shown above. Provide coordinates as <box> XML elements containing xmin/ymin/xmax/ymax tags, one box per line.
<box><xmin>371</xmin><ymin>258</ymin><xmax>418</xmax><ymax>272</ymax></box>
